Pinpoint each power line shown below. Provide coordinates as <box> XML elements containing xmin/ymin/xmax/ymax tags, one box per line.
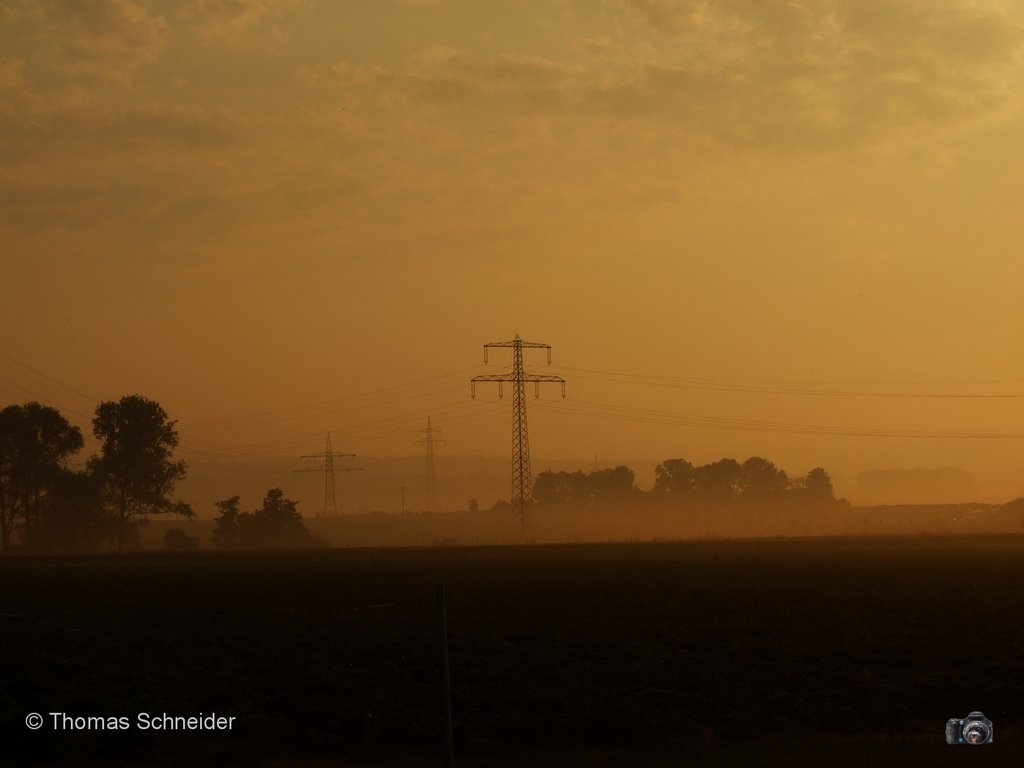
<box><xmin>559</xmin><ymin>365</ymin><xmax>1024</xmax><ymax>399</ymax></box>
<box><xmin>174</xmin><ymin>401</ymin><xmax>508</xmax><ymax>463</ymax></box>
<box><xmin>179</xmin><ymin>398</ymin><xmax>485</xmax><ymax>460</ymax></box>
<box><xmin>187</xmin><ymin>368</ymin><xmax>484</xmax><ymax>430</ymax></box>
<box><xmin>0</xmin><ymin>352</ymin><xmax>97</xmax><ymax>407</ymax></box>
<box><xmin>532</xmin><ymin>397</ymin><xmax>1024</xmax><ymax>439</ymax></box>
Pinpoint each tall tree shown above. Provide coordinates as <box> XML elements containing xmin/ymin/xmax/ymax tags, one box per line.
<box><xmin>250</xmin><ymin>488</ymin><xmax>308</xmax><ymax>546</ymax></box>
<box><xmin>589</xmin><ymin>466</ymin><xmax>636</xmax><ymax>503</ymax></box>
<box><xmin>653</xmin><ymin>458</ymin><xmax>695</xmax><ymax>498</ymax></box>
<box><xmin>738</xmin><ymin>457</ymin><xmax>790</xmax><ymax>501</ymax></box>
<box><xmin>211</xmin><ymin>495</ymin><xmax>242</xmax><ymax>550</ymax></box>
<box><xmin>0</xmin><ymin>402</ymin><xmax>83</xmax><ymax>550</ymax></box>
<box><xmin>88</xmin><ymin>395</ymin><xmax>192</xmax><ymax>551</ymax></box>
<box><xmin>692</xmin><ymin>458</ymin><xmax>742</xmax><ymax>503</ymax></box>
<box><xmin>803</xmin><ymin>467</ymin><xmax>836</xmax><ymax>502</ymax></box>
<box><xmin>28</xmin><ymin>469</ymin><xmax>107</xmax><ymax>553</ymax></box>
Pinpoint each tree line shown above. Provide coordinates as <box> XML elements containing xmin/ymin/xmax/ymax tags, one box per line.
<box><xmin>533</xmin><ymin>457</ymin><xmax>843</xmax><ymax>509</ymax></box>
<box><xmin>0</xmin><ymin>397</ymin><xmax>319</xmax><ymax>553</ymax></box>
<box><xmin>0</xmin><ymin>396</ymin><xmax>192</xmax><ymax>553</ymax></box>
<box><xmin>3</xmin><ymin>394</ymin><xmax>848</xmax><ymax>552</ymax></box>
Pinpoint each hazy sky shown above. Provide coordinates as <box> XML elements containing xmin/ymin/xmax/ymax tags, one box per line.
<box><xmin>4</xmin><ymin>0</ymin><xmax>1024</xmax><ymax>500</ymax></box>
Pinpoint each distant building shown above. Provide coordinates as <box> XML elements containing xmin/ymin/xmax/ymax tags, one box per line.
<box><xmin>855</xmin><ymin>468</ymin><xmax>978</xmax><ymax>505</ymax></box>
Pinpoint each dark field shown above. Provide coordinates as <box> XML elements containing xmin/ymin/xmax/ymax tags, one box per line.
<box><xmin>2</xmin><ymin>537</ymin><xmax>1023</xmax><ymax>767</ymax></box>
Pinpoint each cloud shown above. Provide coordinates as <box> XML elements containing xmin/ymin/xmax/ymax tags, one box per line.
<box><xmin>180</xmin><ymin>0</ymin><xmax>309</xmax><ymax>42</ymax></box>
<box><xmin>300</xmin><ymin>0</ymin><xmax>1022</xmax><ymax>155</ymax></box>
<box><xmin>0</xmin><ymin>58</ymin><xmax>25</xmax><ymax>88</ymax></box>
<box><xmin>16</xmin><ymin>0</ymin><xmax>170</xmax><ymax>82</ymax></box>
<box><xmin>604</xmin><ymin>0</ymin><xmax>1024</xmax><ymax>149</ymax></box>
<box><xmin>571</xmin><ymin>36</ymin><xmax>617</xmax><ymax>58</ymax></box>
<box><xmin>353</xmin><ymin>49</ymin><xmax>584</xmax><ymax>112</ymax></box>
<box><xmin>0</xmin><ymin>97</ymin><xmax>241</xmax><ymax>166</ymax></box>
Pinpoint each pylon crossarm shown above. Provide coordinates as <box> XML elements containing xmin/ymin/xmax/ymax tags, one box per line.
<box><xmin>523</xmin><ymin>374</ymin><xmax>566</xmax><ymax>399</ymax></box>
<box><xmin>295</xmin><ymin>466</ymin><xmax>362</xmax><ymax>472</ymax></box>
<box><xmin>483</xmin><ymin>340</ymin><xmax>552</xmax><ymax>350</ymax></box>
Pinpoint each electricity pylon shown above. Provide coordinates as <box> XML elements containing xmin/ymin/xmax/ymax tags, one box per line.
<box><xmin>471</xmin><ymin>335</ymin><xmax>566</xmax><ymax>532</ymax></box>
<box><xmin>295</xmin><ymin>432</ymin><xmax>361</xmax><ymax>517</ymax></box>
<box><xmin>414</xmin><ymin>417</ymin><xmax>445</xmax><ymax>512</ymax></box>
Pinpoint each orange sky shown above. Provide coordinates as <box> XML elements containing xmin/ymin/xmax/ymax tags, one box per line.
<box><xmin>3</xmin><ymin>0</ymin><xmax>1024</xmax><ymax>502</ymax></box>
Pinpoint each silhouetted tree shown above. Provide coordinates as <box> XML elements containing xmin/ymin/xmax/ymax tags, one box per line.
<box><xmin>534</xmin><ymin>467</ymin><xmax>635</xmax><ymax>508</ymax></box>
<box><xmin>1005</xmin><ymin>497</ymin><xmax>1024</xmax><ymax>518</ymax></box>
<box><xmin>693</xmin><ymin>458</ymin><xmax>742</xmax><ymax>502</ymax></box>
<box><xmin>488</xmin><ymin>499</ymin><xmax>511</xmax><ymax>514</ymax></box>
<box><xmin>25</xmin><ymin>469</ymin><xmax>108</xmax><ymax>553</ymax></box>
<box><xmin>803</xmin><ymin>467</ymin><xmax>835</xmax><ymax>502</ymax></box>
<box><xmin>653</xmin><ymin>459</ymin><xmax>695</xmax><ymax>498</ymax></box>
<box><xmin>534</xmin><ymin>470</ymin><xmax>589</xmax><ymax>506</ymax></box>
<box><xmin>211</xmin><ymin>495</ymin><xmax>242</xmax><ymax>549</ymax></box>
<box><xmin>0</xmin><ymin>402</ymin><xmax>83</xmax><ymax>550</ymax></box>
<box><xmin>87</xmin><ymin>395</ymin><xmax>193</xmax><ymax>551</ymax></box>
<box><xmin>212</xmin><ymin>489</ymin><xmax>321</xmax><ymax>549</ymax></box>
<box><xmin>467</xmin><ymin>498</ymin><xmax>480</xmax><ymax>514</ymax></box>
<box><xmin>738</xmin><ymin>457</ymin><xmax>789</xmax><ymax>501</ymax></box>
<box><xmin>589</xmin><ymin>466</ymin><xmax>636</xmax><ymax>502</ymax></box>
<box><xmin>249</xmin><ymin>488</ymin><xmax>307</xmax><ymax>545</ymax></box>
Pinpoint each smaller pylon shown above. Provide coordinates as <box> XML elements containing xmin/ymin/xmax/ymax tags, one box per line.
<box><xmin>295</xmin><ymin>432</ymin><xmax>362</xmax><ymax>516</ymax></box>
<box><xmin>414</xmin><ymin>417</ymin><xmax>445</xmax><ymax>512</ymax></box>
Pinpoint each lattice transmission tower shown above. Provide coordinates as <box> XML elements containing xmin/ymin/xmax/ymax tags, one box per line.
<box><xmin>414</xmin><ymin>417</ymin><xmax>445</xmax><ymax>512</ymax></box>
<box><xmin>295</xmin><ymin>432</ymin><xmax>361</xmax><ymax>516</ymax></box>
<box><xmin>471</xmin><ymin>335</ymin><xmax>566</xmax><ymax>532</ymax></box>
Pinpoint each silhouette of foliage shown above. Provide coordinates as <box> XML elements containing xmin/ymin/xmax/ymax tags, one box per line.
<box><xmin>537</xmin><ymin>459</ymin><xmax>832</xmax><ymax>514</ymax></box>
<box><xmin>693</xmin><ymin>458</ymin><xmax>743</xmax><ymax>503</ymax></box>
<box><xmin>25</xmin><ymin>469</ymin><xmax>109</xmax><ymax>553</ymax></box>
<box><xmin>652</xmin><ymin>458</ymin><xmax>695</xmax><ymax>497</ymax></box>
<box><xmin>589</xmin><ymin>466</ymin><xmax>637</xmax><ymax>501</ymax></box>
<box><xmin>803</xmin><ymin>467</ymin><xmax>836</xmax><ymax>502</ymax></box>
<box><xmin>534</xmin><ymin>466</ymin><xmax>637</xmax><ymax>507</ymax></box>
<box><xmin>0</xmin><ymin>402</ymin><xmax>83</xmax><ymax>550</ymax></box>
<box><xmin>87</xmin><ymin>395</ymin><xmax>192</xmax><ymax>551</ymax></box>
<box><xmin>649</xmin><ymin>457</ymin><xmax>840</xmax><ymax>510</ymax></box>
<box><xmin>738</xmin><ymin>457</ymin><xmax>790</xmax><ymax>501</ymax></box>
<box><xmin>211</xmin><ymin>495</ymin><xmax>243</xmax><ymax>550</ymax></box>
<box><xmin>534</xmin><ymin>470</ymin><xmax>589</xmax><ymax>506</ymax></box>
<box><xmin>212</xmin><ymin>489</ymin><xmax>322</xmax><ymax>549</ymax></box>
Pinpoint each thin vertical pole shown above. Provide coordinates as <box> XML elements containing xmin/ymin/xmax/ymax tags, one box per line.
<box><xmin>436</xmin><ymin>584</ymin><xmax>455</xmax><ymax>768</ymax></box>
